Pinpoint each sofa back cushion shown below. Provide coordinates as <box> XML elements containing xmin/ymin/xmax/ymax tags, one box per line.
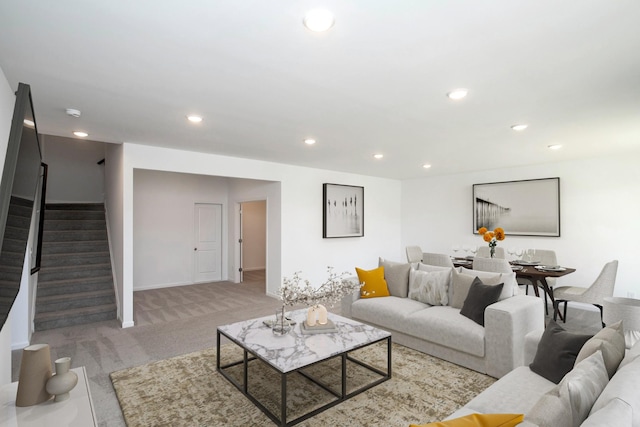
<box><xmin>589</xmin><ymin>353</ymin><xmax>640</xmax><ymax>426</ymax></box>
<box><xmin>581</xmin><ymin>398</ymin><xmax>632</xmax><ymax>427</ymax></box>
<box><xmin>378</xmin><ymin>258</ymin><xmax>411</xmax><ymax>298</ymax></box>
<box><xmin>460</xmin><ymin>267</ymin><xmax>517</xmax><ymax>299</ymax></box>
<box><xmin>450</xmin><ymin>269</ymin><xmax>503</xmax><ymax>309</ymax></box>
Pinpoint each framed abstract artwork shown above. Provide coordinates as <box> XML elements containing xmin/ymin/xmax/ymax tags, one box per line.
<box><xmin>473</xmin><ymin>177</ymin><xmax>560</xmax><ymax>237</ymax></box>
<box><xmin>323</xmin><ymin>183</ymin><xmax>364</xmax><ymax>238</ymax></box>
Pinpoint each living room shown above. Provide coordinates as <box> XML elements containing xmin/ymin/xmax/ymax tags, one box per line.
<box><xmin>1</xmin><ymin>2</ymin><xmax>640</xmax><ymax>425</ymax></box>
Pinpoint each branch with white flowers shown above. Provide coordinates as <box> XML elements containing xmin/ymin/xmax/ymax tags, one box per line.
<box><xmin>280</xmin><ymin>267</ymin><xmax>361</xmax><ymax>308</ymax></box>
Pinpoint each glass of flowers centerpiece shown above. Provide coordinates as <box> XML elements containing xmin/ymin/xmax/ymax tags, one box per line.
<box><xmin>277</xmin><ymin>267</ymin><xmax>361</xmax><ymax>335</ymax></box>
<box><xmin>478</xmin><ymin>226</ymin><xmax>506</xmax><ymax>258</ymax></box>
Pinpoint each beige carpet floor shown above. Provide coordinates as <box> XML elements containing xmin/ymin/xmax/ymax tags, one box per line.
<box><xmin>110</xmin><ymin>341</ymin><xmax>496</xmax><ymax>427</ymax></box>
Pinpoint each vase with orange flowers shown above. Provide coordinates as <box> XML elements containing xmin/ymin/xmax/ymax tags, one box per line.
<box><xmin>478</xmin><ymin>227</ymin><xmax>506</xmax><ymax>258</ymax></box>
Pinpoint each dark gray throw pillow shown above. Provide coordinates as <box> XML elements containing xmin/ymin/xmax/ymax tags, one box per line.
<box><xmin>529</xmin><ymin>320</ymin><xmax>593</xmax><ymax>384</ymax></box>
<box><xmin>460</xmin><ymin>277</ymin><xmax>504</xmax><ymax>326</ymax></box>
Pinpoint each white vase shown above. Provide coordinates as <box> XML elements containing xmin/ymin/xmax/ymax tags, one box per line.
<box><xmin>46</xmin><ymin>357</ymin><xmax>78</xmax><ymax>402</ymax></box>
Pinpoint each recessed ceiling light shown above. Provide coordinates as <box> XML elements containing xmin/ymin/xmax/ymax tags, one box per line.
<box><xmin>23</xmin><ymin>119</ymin><xmax>35</xmax><ymax>127</ymax></box>
<box><xmin>373</xmin><ymin>154</ymin><xmax>384</xmax><ymax>159</ymax></box>
<box><xmin>73</xmin><ymin>131</ymin><xmax>88</xmax><ymax>138</ymax></box>
<box><xmin>303</xmin><ymin>9</ymin><xmax>335</xmax><ymax>32</ymax></box>
<box><xmin>548</xmin><ymin>144</ymin><xmax>562</xmax><ymax>150</ymax></box>
<box><xmin>65</xmin><ymin>108</ymin><xmax>81</xmax><ymax>118</ymax></box>
<box><xmin>447</xmin><ymin>89</ymin><xmax>468</xmax><ymax>100</ymax></box>
<box><xmin>422</xmin><ymin>164</ymin><xmax>432</xmax><ymax>169</ymax></box>
<box><xmin>187</xmin><ymin>115</ymin><xmax>203</xmax><ymax>123</ymax></box>
<box><xmin>511</xmin><ymin>124</ymin><xmax>528</xmax><ymax>131</ymax></box>
<box><xmin>304</xmin><ymin>138</ymin><xmax>316</xmax><ymax>145</ymax></box>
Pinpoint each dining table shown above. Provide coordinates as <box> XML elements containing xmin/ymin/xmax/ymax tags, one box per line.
<box><xmin>452</xmin><ymin>257</ymin><xmax>576</xmax><ymax>321</ymax></box>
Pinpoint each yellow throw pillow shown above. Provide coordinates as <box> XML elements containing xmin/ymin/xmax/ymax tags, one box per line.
<box><xmin>410</xmin><ymin>413</ymin><xmax>524</xmax><ymax>427</ymax></box>
<box><xmin>356</xmin><ymin>266</ymin><xmax>390</xmax><ymax>298</ymax></box>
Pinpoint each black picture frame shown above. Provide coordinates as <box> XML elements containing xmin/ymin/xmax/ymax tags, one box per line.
<box><xmin>323</xmin><ymin>184</ymin><xmax>364</xmax><ymax>238</ymax></box>
<box><xmin>473</xmin><ymin>177</ymin><xmax>560</xmax><ymax>237</ymax></box>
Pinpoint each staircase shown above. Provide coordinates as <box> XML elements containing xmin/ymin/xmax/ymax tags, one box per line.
<box><xmin>34</xmin><ymin>203</ymin><xmax>117</xmax><ymax>331</ymax></box>
<box><xmin>0</xmin><ymin>197</ymin><xmax>33</xmax><ymax>322</ymax></box>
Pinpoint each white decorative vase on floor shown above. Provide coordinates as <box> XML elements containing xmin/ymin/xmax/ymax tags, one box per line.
<box><xmin>46</xmin><ymin>357</ymin><xmax>78</xmax><ymax>402</ymax></box>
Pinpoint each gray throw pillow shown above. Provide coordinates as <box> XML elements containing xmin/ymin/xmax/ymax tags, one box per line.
<box><xmin>459</xmin><ymin>277</ymin><xmax>503</xmax><ymax>326</ymax></box>
<box><xmin>529</xmin><ymin>320</ymin><xmax>593</xmax><ymax>384</ymax></box>
<box><xmin>378</xmin><ymin>258</ymin><xmax>411</xmax><ymax>298</ymax></box>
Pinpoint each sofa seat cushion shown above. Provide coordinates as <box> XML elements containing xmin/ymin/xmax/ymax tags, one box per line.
<box><xmin>461</xmin><ymin>366</ymin><xmax>556</xmax><ymax>416</ymax></box>
<box><xmin>351</xmin><ymin>296</ymin><xmax>428</xmax><ymax>331</ymax></box>
<box><xmin>404</xmin><ymin>306</ymin><xmax>486</xmax><ymax>357</ymax></box>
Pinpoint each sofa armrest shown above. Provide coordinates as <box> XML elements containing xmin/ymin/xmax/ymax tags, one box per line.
<box><xmin>340</xmin><ymin>276</ymin><xmax>361</xmax><ymax>318</ymax></box>
<box><xmin>524</xmin><ymin>329</ymin><xmax>545</xmax><ymax>366</ymax></box>
<box><xmin>484</xmin><ymin>295</ymin><xmax>545</xmax><ymax>378</ymax></box>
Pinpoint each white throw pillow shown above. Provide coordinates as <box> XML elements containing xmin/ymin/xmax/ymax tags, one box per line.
<box><xmin>527</xmin><ymin>350</ymin><xmax>609</xmax><ymax>427</ymax></box>
<box><xmin>408</xmin><ymin>268</ymin><xmax>449</xmax><ymax>306</ymax></box>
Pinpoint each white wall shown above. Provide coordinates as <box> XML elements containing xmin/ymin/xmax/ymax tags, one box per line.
<box><xmin>402</xmin><ymin>153</ymin><xmax>640</xmax><ymax>297</ymax></box>
<box><xmin>133</xmin><ymin>169</ymin><xmax>230</xmax><ymax>290</ymax></box>
<box><xmin>104</xmin><ymin>143</ymin><xmax>127</xmax><ymax>325</ymax></box>
<box><xmin>116</xmin><ymin>143</ymin><xmax>402</xmax><ymax>325</ymax></box>
<box><xmin>42</xmin><ymin>135</ymin><xmax>105</xmax><ymax>203</ymax></box>
<box><xmin>0</xmin><ymin>66</ymin><xmax>14</xmax><ymax>384</ymax></box>
<box><xmin>241</xmin><ymin>200</ymin><xmax>266</xmax><ymax>271</ymax></box>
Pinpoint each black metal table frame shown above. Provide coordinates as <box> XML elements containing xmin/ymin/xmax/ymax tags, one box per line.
<box><xmin>216</xmin><ymin>330</ymin><xmax>391</xmax><ymax>427</ymax></box>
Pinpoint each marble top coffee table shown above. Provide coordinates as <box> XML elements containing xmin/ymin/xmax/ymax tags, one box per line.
<box><xmin>216</xmin><ymin>309</ymin><xmax>391</xmax><ymax>426</ymax></box>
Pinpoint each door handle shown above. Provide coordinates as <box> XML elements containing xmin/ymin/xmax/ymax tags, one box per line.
<box><xmin>194</xmin><ymin>248</ymin><xmax>197</xmax><ymax>251</ymax></box>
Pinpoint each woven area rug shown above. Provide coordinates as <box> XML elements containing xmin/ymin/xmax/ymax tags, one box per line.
<box><xmin>110</xmin><ymin>342</ymin><xmax>495</xmax><ymax>426</ymax></box>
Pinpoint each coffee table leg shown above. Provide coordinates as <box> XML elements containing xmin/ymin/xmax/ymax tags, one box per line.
<box><xmin>341</xmin><ymin>353</ymin><xmax>347</xmax><ymax>398</ymax></box>
<box><xmin>281</xmin><ymin>372</ymin><xmax>287</xmax><ymax>426</ymax></box>
<box><xmin>244</xmin><ymin>350</ymin><xmax>248</xmax><ymax>393</ymax></box>
<box><xmin>216</xmin><ymin>331</ymin><xmax>220</xmax><ymax>370</ymax></box>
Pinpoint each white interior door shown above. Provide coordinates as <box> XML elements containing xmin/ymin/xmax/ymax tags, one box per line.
<box><xmin>194</xmin><ymin>203</ymin><xmax>222</xmax><ymax>283</ymax></box>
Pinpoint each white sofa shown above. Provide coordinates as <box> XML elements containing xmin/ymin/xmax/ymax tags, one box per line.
<box><xmin>448</xmin><ymin>325</ymin><xmax>640</xmax><ymax>426</ymax></box>
<box><xmin>341</xmin><ymin>260</ymin><xmax>544</xmax><ymax>378</ymax></box>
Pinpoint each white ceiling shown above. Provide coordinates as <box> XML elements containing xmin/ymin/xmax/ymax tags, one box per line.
<box><xmin>1</xmin><ymin>1</ymin><xmax>639</xmax><ymax>180</ymax></box>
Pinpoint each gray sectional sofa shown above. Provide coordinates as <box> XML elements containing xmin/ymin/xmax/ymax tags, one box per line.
<box><xmin>341</xmin><ymin>259</ymin><xmax>544</xmax><ymax>378</ymax></box>
<box><xmin>448</xmin><ymin>323</ymin><xmax>640</xmax><ymax>426</ymax></box>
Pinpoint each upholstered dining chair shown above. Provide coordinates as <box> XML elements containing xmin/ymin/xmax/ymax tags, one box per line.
<box><xmin>553</xmin><ymin>260</ymin><xmax>619</xmax><ymax>327</ymax></box>
<box><xmin>476</xmin><ymin>246</ymin><xmax>506</xmax><ymax>259</ymax></box>
<box><xmin>518</xmin><ymin>249</ymin><xmax>558</xmax><ymax>312</ymax></box>
<box><xmin>406</xmin><ymin>246</ymin><xmax>423</xmax><ymax>263</ymax></box>
<box><xmin>472</xmin><ymin>257</ymin><xmax>512</xmax><ymax>273</ymax></box>
<box><xmin>422</xmin><ymin>252</ymin><xmax>454</xmax><ymax>268</ymax></box>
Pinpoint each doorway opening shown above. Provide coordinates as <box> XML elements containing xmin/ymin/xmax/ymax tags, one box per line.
<box><xmin>239</xmin><ymin>200</ymin><xmax>266</xmax><ymax>290</ymax></box>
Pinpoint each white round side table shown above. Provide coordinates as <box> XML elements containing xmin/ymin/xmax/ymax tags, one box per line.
<box><xmin>603</xmin><ymin>296</ymin><xmax>640</xmax><ymax>349</ymax></box>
